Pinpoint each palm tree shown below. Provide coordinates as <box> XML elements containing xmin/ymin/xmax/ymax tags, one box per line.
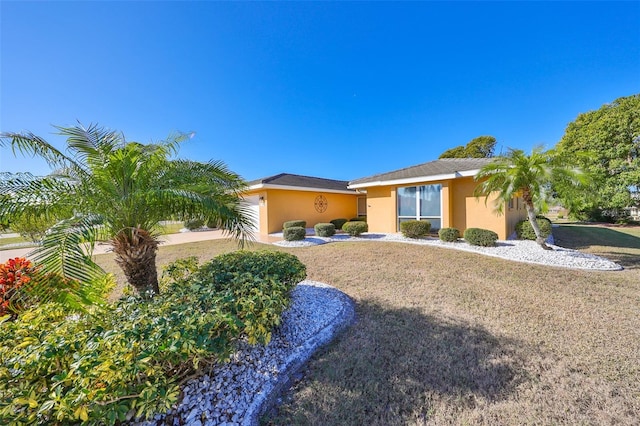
<box><xmin>0</xmin><ymin>123</ymin><xmax>254</xmax><ymax>297</ymax></box>
<box><xmin>474</xmin><ymin>147</ymin><xmax>588</xmax><ymax>250</ymax></box>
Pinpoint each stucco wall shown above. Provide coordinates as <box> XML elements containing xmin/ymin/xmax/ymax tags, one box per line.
<box><xmin>363</xmin><ymin>176</ymin><xmax>520</xmax><ymax>239</ymax></box>
<box><xmin>505</xmin><ymin>197</ymin><xmax>529</xmax><ymax>238</ymax></box>
<box><xmin>364</xmin><ymin>186</ymin><xmax>397</xmax><ymax>233</ymax></box>
<box><xmin>245</xmin><ymin>189</ymin><xmax>358</xmax><ymax>234</ymax></box>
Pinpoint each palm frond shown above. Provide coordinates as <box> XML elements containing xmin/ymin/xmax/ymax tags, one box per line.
<box><xmin>0</xmin><ymin>172</ymin><xmax>77</xmax><ymax>221</ymax></box>
<box><xmin>55</xmin><ymin>122</ymin><xmax>124</xmax><ymax>171</ymax></box>
<box><xmin>0</xmin><ymin>131</ymin><xmax>80</xmax><ymax>172</ymax></box>
<box><xmin>25</xmin><ymin>215</ymin><xmax>107</xmax><ymax>307</ymax></box>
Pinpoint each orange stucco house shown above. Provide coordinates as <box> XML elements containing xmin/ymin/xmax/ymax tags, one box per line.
<box><xmin>347</xmin><ymin>158</ymin><xmax>527</xmax><ymax>240</ymax></box>
<box><xmin>243</xmin><ymin>173</ymin><xmax>364</xmax><ymax>235</ymax></box>
<box><xmin>244</xmin><ymin>159</ymin><xmax>527</xmax><ymax>240</ymax></box>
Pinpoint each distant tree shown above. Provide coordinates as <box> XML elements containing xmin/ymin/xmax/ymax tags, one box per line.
<box><xmin>475</xmin><ymin>147</ymin><xmax>588</xmax><ymax>250</ymax></box>
<box><xmin>7</xmin><ymin>212</ymin><xmax>59</xmax><ymax>242</ymax></box>
<box><xmin>439</xmin><ymin>135</ymin><xmax>496</xmax><ymax>159</ymax></box>
<box><xmin>0</xmin><ymin>124</ymin><xmax>254</xmax><ymax>297</ymax></box>
<box><xmin>439</xmin><ymin>146</ymin><xmax>467</xmax><ymax>158</ymax></box>
<box><xmin>554</xmin><ymin>94</ymin><xmax>640</xmax><ymax>219</ymax></box>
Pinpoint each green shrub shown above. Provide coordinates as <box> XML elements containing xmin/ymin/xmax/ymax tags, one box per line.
<box><xmin>330</xmin><ymin>218</ymin><xmax>348</xmax><ymax>230</ymax></box>
<box><xmin>283</xmin><ymin>220</ymin><xmax>306</xmax><ymax>229</ymax></box>
<box><xmin>515</xmin><ymin>216</ymin><xmax>552</xmax><ymax>240</ymax></box>
<box><xmin>283</xmin><ymin>226</ymin><xmax>306</xmax><ymax>241</ymax></box>
<box><xmin>0</xmin><ymin>251</ymin><xmax>305</xmax><ymax>425</ymax></box>
<box><xmin>463</xmin><ymin>228</ymin><xmax>498</xmax><ymax>247</ymax></box>
<box><xmin>438</xmin><ymin>227</ymin><xmax>460</xmax><ymax>242</ymax></box>
<box><xmin>205</xmin><ymin>219</ymin><xmax>218</xmax><ymax>229</ymax></box>
<box><xmin>342</xmin><ymin>221</ymin><xmax>368</xmax><ymax>236</ymax></box>
<box><xmin>193</xmin><ymin>250</ymin><xmax>306</xmax><ymax>293</ymax></box>
<box><xmin>183</xmin><ymin>218</ymin><xmax>204</xmax><ymax>230</ymax></box>
<box><xmin>400</xmin><ymin>220</ymin><xmax>431</xmax><ymax>238</ymax></box>
<box><xmin>9</xmin><ymin>213</ymin><xmax>58</xmax><ymax>242</ymax></box>
<box><xmin>349</xmin><ymin>216</ymin><xmax>367</xmax><ymax>222</ymax></box>
<box><xmin>314</xmin><ymin>223</ymin><xmax>336</xmax><ymax>237</ymax></box>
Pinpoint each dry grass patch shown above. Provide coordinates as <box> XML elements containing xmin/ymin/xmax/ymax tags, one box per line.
<box><xmin>94</xmin><ymin>238</ymin><xmax>640</xmax><ymax>425</ymax></box>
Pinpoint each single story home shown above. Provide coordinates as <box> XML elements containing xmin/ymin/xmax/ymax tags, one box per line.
<box><xmin>347</xmin><ymin>158</ymin><xmax>527</xmax><ymax>239</ymax></box>
<box><xmin>243</xmin><ymin>159</ymin><xmax>528</xmax><ymax>240</ymax></box>
<box><xmin>243</xmin><ymin>173</ymin><xmax>364</xmax><ymax>235</ymax></box>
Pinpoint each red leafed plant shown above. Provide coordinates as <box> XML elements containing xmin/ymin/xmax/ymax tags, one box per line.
<box><xmin>0</xmin><ymin>257</ymin><xmax>35</xmax><ymax>317</ymax></box>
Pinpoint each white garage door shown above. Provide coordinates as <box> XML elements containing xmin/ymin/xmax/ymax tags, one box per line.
<box><xmin>244</xmin><ymin>195</ymin><xmax>260</xmax><ymax>235</ymax></box>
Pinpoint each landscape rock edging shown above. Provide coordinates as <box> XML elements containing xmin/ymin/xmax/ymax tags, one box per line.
<box><xmin>243</xmin><ymin>282</ymin><xmax>356</xmax><ymax>425</ymax></box>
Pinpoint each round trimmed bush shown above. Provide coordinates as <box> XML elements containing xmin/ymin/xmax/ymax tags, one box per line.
<box><xmin>183</xmin><ymin>218</ymin><xmax>204</xmax><ymax>230</ymax></box>
<box><xmin>314</xmin><ymin>223</ymin><xmax>336</xmax><ymax>237</ymax></box>
<box><xmin>205</xmin><ymin>219</ymin><xmax>218</xmax><ymax>229</ymax></box>
<box><xmin>515</xmin><ymin>216</ymin><xmax>552</xmax><ymax>240</ymax></box>
<box><xmin>438</xmin><ymin>227</ymin><xmax>460</xmax><ymax>242</ymax></box>
<box><xmin>342</xmin><ymin>221</ymin><xmax>368</xmax><ymax>236</ymax></box>
<box><xmin>283</xmin><ymin>220</ymin><xmax>306</xmax><ymax>229</ymax></box>
<box><xmin>283</xmin><ymin>226</ymin><xmax>306</xmax><ymax>241</ymax></box>
<box><xmin>400</xmin><ymin>220</ymin><xmax>431</xmax><ymax>238</ymax></box>
<box><xmin>350</xmin><ymin>216</ymin><xmax>367</xmax><ymax>222</ymax></box>
<box><xmin>463</xmin><ymin>228</ymin><xmax>498</xmax><ymax>247</ymax></box>
<box><xmin>330</xmin><ymin>218</ymin><xmax>348</xmax><ymax>230</ymax></box>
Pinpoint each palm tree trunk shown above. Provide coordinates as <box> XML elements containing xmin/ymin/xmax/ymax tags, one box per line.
<box><xmin>112</xmin><ymin>228</ymin><xmax>160</xmax><ymax>296</ymax></box>
<box><xmin>524</xmin><ymin>203</ymin><xmax>551</xmax><ymax>250</ymax></box>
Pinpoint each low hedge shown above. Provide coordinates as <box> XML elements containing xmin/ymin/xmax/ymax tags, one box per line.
<box><xmin>400</xmin><ymin>220</ymin><xmax>431</xmax><ymax>238</ymax></box>
<box><xmin>314</xmin><ymin>223</ymin><xmax>336</xmax><ymax>237</ymax></box>
<box><xmin>183</xmin><ymin>218</ymin><xmax>204</xmax><ymax>230</ymax></box>
<box><xmin>283</xmin><ymin>226</ymin><xmax>306</xmax><ymax>241</ymax></box>
<box><xmin>330</xmin><ymin>218</ymin><xmax>348</xmax><ymax>230</ymax></box>
<box><xmin>438</xmin><ymin>227</ymin><xmax>460</xmax><ymax>242</ymax></box>
<box><xmin>283</xmin><ymin>220</ymin><xmax>306</xmax><ymax>229</ymax></box>
<box><xmin>0</xmin><ymin>251</ymin><xmax>306</xmax><ymax>425</ymax></box>
<box><xmin>342</xmin><ymin>221</ymin><xmax>368</xmax><ymax>236</ymax></box>
<box><xmin>463</xmin><ymin>228</ymin><xmax>498</xmax><ymax>247</ymax></box>
<box><xmin>515</xmin><ymin>216</ymin><xmax>552</xmax><ymax>240</ymax></box>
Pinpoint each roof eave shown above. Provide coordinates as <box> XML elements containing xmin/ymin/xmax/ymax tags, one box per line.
<box><xmin>245</xmin><ymin>183</ymin><xmax>356</xmax><ymax>195</ymax></box>
<box><xmin>348</xmin><ymin>169</ymin><xmax>481</xmax><ymax>189</ymax></box>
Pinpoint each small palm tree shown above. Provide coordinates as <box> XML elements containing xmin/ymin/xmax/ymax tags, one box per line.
<box><xmin>0</xmin><ymin>123</ymin><xmax>254</xmax><ymax>297</ymax></box>
<box><xmin>474</xmin><ymin>147</ymin><xmax>588</xmax><ymax>250</ymax></box>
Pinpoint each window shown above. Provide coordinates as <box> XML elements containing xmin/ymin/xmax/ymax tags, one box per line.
<box><xmin>397</xmin><ymin>184</ymin><xmax>442</xmax><ymax>230</ymax></box>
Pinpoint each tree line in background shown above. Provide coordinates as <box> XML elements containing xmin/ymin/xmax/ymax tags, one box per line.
<box><xmin>440</xmin><ymin>93</ymin><xmax>640</xmax><ymax>222</ymax></box>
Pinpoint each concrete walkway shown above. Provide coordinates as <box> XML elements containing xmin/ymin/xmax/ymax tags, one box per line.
<box><xmin>0</xmin><ymin>229</ymin><xmax>238</xmax><ymax>263</ymax></box>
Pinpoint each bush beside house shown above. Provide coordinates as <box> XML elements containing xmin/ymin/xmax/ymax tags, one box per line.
<box><xmin>464</xmin><ymin>228</ymin><xmax>498</xmax><ymax>247</ymax></box>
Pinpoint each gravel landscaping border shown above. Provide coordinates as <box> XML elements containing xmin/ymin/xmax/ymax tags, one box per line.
<box><xmin>134</xmin><ymin>281</ymin><xmax>355</xmax><ymax>426</ymax></box>
<box><xmin>273</xmin><ymin>232</ymin><xmax>623</xmax><ymax>271</ymax></box>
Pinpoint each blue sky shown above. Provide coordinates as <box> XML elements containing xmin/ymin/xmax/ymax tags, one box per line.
<box><xmin>1</xmin><ymin>1</ymin><xmax>638</xmax><ymax>182</ymax></box>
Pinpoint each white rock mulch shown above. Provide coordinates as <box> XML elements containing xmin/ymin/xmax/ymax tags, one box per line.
<box><xmin>133</xmin><ymin>281</ymin><xmax>355</xmax><ymax>426</ymax></box>
<box><xmin>274</xmin><ymin>232</ymin><xmax>623</xmax><ymax>271</ymax></box>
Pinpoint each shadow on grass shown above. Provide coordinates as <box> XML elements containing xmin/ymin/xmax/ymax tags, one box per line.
<box><xmin>595</xmin><ymin>252</ymin><xmax>640</xmax><ymax>270</ymax></box>
<box><xmin>554</xmin><ymin>225</ymin><xmax>640</xmax><ymax>269</ymax></box>
<box><xmin>269</xmin><ymin>300</ymin><xmax>528</xmax><ymax>424</ymax></box>
<box><xmin>554</xmin><ymin>225</ymin><xmax>640</xmax><ymax>250</ymax></box>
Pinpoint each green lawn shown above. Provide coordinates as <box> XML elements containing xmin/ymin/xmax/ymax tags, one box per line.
<box><xmin>554</xmin><ymin>223</ymin><xmax>640</xmax><ymax>269</ymax></box>
<box><xmin>0</xmin><ymin>222</ymin><xmax>186</xmax><ymax>251</ymax></box>
<box><xmin>93</xmin><ymin>226</ymin><xmax>640</xmax><ymax>425</ymax></box>
<box><xmin>0</xmin><ymin>235</ymin><xmax>36</xmax><ymax>249</ymax></box>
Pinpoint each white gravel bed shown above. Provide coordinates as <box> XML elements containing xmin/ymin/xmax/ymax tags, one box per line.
<box><xmin>274</xmin><ymin>232</ymin><xmax>622</xmax><ymax>271</ymax></box>
<box><xmin>133</xmin><ymin>281</ymin><xmax>355</xmax><ymax>426</ymax></box>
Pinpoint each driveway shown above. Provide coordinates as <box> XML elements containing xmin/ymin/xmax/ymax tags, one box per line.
<box><xmin>0</xmin><ymin>229</ymin><xmax>235</xmax><ymax>263</ymax></box>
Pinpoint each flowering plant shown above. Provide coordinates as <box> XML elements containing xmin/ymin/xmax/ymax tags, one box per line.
<box><xmin>0</xmin><ymin>257</ymin><xmax>35</xmax><ymax>317</ymax></box>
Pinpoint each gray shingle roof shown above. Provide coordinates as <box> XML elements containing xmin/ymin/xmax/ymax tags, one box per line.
<box><xmin>349</xmin><ymin>158</ymin><xmax>495</xmax><ymax>187</ymax></box>
<box><xmin>248</xmin><ymin>173</ymin><xmax>354</xmax><ymax>192</ymax></box>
